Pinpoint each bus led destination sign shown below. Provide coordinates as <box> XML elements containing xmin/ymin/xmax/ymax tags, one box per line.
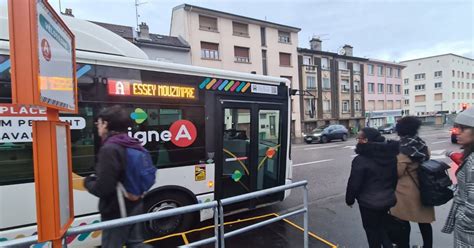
<box><xmin>108</xmin><ymin>80</ymin><xmax>196</xmax><ymax>99</ymax></box>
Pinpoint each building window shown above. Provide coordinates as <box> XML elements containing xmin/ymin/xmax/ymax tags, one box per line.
<box><xmin>404</xmin><ymin>78</ymin><xmax>409</xmax><ymax>85</ymax></box>
<box><xmin>355</xmin><ymin>100</ymin><xmax>361</xmax><ymax>111</ymax></box>
<box><xmin>232</xmin><ymin>22</ymin><xmax>249</xmax><ymax>37</ymax></box>
<box><xmin>322</xmin><ymin>78</ymin><xmax>330</xmax><ymax>90</ymax></box>
<box><xmin>377</xmin><ymin>65</ymin><xmax>384</xmax><ymax>76</ymax></box>
<box><xmin>386</xmin><ymin>84</ymin><xmax>393</xmax><ymax>94</ymax></box>
<box><xmin>262</xmin><ymin>49</ymin><xmax>267</xmax><ymax>75</ymax></box>
<box><xmin>387</xmin><ymin>67</ymin><xmax>393</xmax><ymax>77</ymax></box>
<box><xmin>395</xmin><ymin>68</ymin><xmax>401</xmax><ymax>78</ymax></box>
<box><xmin>305</xmin><ymin>98</ymin><xmax>316</xmax><ymax>117</ymax></box>
<box><xmin>468</xmin><ymin>73</ymin><xmax>470</xmax><ymax>79</ymax></box>
<box><xmin>404</xmin><ymin>89</ymin><xmax>409</xmax><ymax>95</ymax></box>
<box><xmin>435</xmin><ymin>82</ymin><xmax>442</xmax><ymax>89</ymax></box>
<box><xmin>354</xmin><ymin>81</ymin><xmax>361</xmax><ymax>92</ymax></box>
<box><xmin>404</xmin><ymin>99</ymin><xmax>409</xmax><ymax>105</ymax></box>
<box><xmin>368</xmin><ymin>64</ymin><xmax>374</xmax><ymax>75</ymax></box>
<box><xmin>234</xmin><ymin>46</ymin><xmax>250</xmax><ymax>63</ymax></box>
<box><xmin>321</xmin><ymin>58</ymin><xmax>329</xmax><ymax>69</ymax></box>
<box><xmin>199</xmin><ymin>15</ymin><xmax>218</xmax><ymax>32</ymax></box>
<box><xmin>353</xmin><ymin>63</ymin><xmax>360</xmax><ymax>73</ymax></box>
<box><xmin>452</xmin><ymin>70</ymin><xmax>455</xmax><ymax>77</ymax></box>
<box><xmin>452</xmin><ymin>92</ymin><xmax>456</xmax><ymax>99</ymax></box>
<box><xmin>279</xmin><ymin>53</ymin><xmax>291</xmax><ymax>67</ymax></box>
<box><xmin>201</xmin><ymin>42</ymin><xmax>219</xmax><ymax>60</ymax></box>
<box><xmin>414</xmin><ymin>73</ymin><xmax>426</xmax><ymax>80</ymax></box>
<box><xmin>434</xmin><ymin>93</ymin><xmax>443</xmax><ymax>101</ymax></box>
<box><xmin>396</xmin><ymin>100</ymin><xmax>402</xmax><ymax>109</ymax></box>
<box><xmin>323</xmin><ymin>100</ymin><xmax>331</xmax><ymax>113</ymax></box>
<box><xmin>415</xmin><ymin>84</ymin><xmax>426</xmax><ymax>91</ymax></box>
<box><xmin>342</xmin><ymin>100</ymin><xmax>350</xmax><ymax>113</ymax></box>
<box><xmin>341</xmin><ymin>80</ymin><xmax>350</xmax><ymax>92</ymax></box>
<box><xmin>378</xmin><ymin>83</ymin><xmax>384</xmax><ymax>93</ymax></box>
<box><xmin>368</xmin><ymin>100</ymin><xmax>375</xmax><ymax>111</ymax></box>
<box><xmin>462</xmin><ymin>72</ymin><xmax>464</xmax><ymax>78</ymax></box>
<box><xmin>415</xmin><ymin>95</ymin><xmax>426</xmax><ymax>102</ymax></box>
<box><xmin>303</xmin><ymin>56</ymin><xmax>312</xmax><ymax>65</ymax></box>
<box><xmin>368</xmin><ymin>82</ymin><xmax>375</xmax><ymax>93</ymax></box>
<box><xmin>278</xmin><ymin>31</ymin><xmax>291</xmax><ymax>44</ymax></box>
<box><xmin>387</xmin><ymin>100</ymin><xmax>394</xmax><ymax>109</ymax></box>
<box><xmin>434</xmin><ymin>71</ymin><xmax>442</xmax><ymax>78</ymax></box>
<box><xmin>260</xmin><ymin>27</ymin><xmax>266</xmax><ymax>46</ymax></box>
<box><xmin>468</xmin><ymin>83</ymin><xmax>471</xmax><ymax>89</ymax></box>
<box><xmin>457</xmin><ymin>71</ymin><xmax>460</xmax><ymax>78</ymax></box>
<box><xmin>377</xmin><ymin>100</ymin><xmax>384</xmax><ymax>110</ymax></box>
<box><xmin>338</xmin><ymin>61</ymin><xmax>347</xmax><ymax>70</ymax></box>
<box><xmin>452</xmin><ymin>81</ymin><xmax>455</xmax><ymax>88</ymax></box>
<box><xmin>395</xmin><ymin>85</ymin><xmax>401</xmax><ymax>94</ymax></box>
<box><xmin>307</xmin><ymin>76</ymin><xmax>316</xmax><ymax>89</ymax></box>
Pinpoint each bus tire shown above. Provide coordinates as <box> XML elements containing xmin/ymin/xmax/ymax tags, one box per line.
<box><xmin>143</xmin><ymin>191</ymin><xmax>197</xmax><ymax>238</ymax></box>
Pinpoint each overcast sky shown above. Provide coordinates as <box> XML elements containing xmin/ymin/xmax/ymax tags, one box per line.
<box><xmin>2</xmin><ymin>0</ymin><xmax>473</xmax><ymax>61</ymax></box>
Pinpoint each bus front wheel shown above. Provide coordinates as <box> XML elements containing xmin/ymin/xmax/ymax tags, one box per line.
<box><xmin>144</xmin><ymin>191</ymin><xmax>197</xmax><ymax>237</ymax></box>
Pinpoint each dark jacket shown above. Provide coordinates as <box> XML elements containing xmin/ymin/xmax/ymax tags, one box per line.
<box><xmin>84</xmin><ymin>134</ymin><xmax>144</xmax><ymax>220</ymax></box>
<box><xmin>345</xmin><ymin>140</ymin><xmax>399</xmax><ymax>210</ymax></box>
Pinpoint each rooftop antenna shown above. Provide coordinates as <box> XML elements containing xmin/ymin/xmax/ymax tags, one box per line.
<box><xmin>135</xmin><ymin>0</ymin><xmax>148</xmax><ymax>31</ymax></box>
<box><xmin>312</xmin><ymin>34</ymin><xmax>330</xmax><ymax>41</ymax></box>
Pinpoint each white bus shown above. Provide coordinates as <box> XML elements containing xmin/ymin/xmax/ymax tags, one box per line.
<box><xmin>0</xmin><ymin>13</ymin><xmax>292</xmax><ymax>247</ymax></box>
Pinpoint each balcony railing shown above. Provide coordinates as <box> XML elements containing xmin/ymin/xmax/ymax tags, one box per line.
<box><xmin>235</xmin><ymin>56</ymin><xmax>250</xmax><ymax>63</ymax></box>
<box><xmin>304</xmin><ymin>65</ymin><xmax>316</xmax><ymax>72</ymax></box>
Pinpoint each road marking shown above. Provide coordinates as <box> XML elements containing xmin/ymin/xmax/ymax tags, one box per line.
<box><xmin>293</xmin><ymin>159</ymin><xmax>334</xmax><ymax>167</ymax></box>
<box><xmin>351</xmin><ymin>154</ymin><xmax>357</xmax><ymax>157</ymax></box>
<box><xmin>431</xmin><ymin>155</ymin><xmax>446</xmax><ymax>160</ymax></box>
<box><xmin>431</xmin><ymin>149</ymin><xmax>446</xmax><ymax>155</ymax></box>
<box><xmin>303</xmin><ymin>145</ymin><xmax>339</xmax><ymax>151</ymax></box>
<box><xmin>344</xmin><ymin>145</ymin><xmax>356</xmax><ymax>149</ymax></box>
<box><xmin>431</xmin><ymin>140</ymin><xmax>449</xmax><ymax>144</ymax></box>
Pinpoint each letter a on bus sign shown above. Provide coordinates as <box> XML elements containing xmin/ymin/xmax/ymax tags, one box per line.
<box><xmin>8</xmin><ymin>0</ymin><xmax>77</xmax><ymax>113</ymax></box>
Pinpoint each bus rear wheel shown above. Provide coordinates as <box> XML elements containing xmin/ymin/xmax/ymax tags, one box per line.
<box><xmin>144</xmin><ymin>191</ymin><xmax>196</xmax><ymax>238</ymax></box>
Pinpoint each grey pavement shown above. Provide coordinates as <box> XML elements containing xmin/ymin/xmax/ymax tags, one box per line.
<box><xmin>269</xmin><ymin>125</ymin><xmax>460</xmax><ymax>248</ymax></box>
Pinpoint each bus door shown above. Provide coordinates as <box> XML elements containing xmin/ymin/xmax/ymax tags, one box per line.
<box><xmin>216</xmin><ymin>99</ymin><xmax>287</xmax><ymax>210</ymax></box>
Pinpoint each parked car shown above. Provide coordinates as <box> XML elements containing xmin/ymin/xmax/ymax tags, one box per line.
<box><xmin>450</xmin><ymin>125</ymin><xmax>460</xmax><ymax>144</ymax></box>
<box><xmin>303</xmin><ymin>125</ymin><xmax>349</xmax><ymax>144</ymax></box>
<box><xmin>378</xmin><ymin>123</ymin><xmax>396</xmax><ymax>134</ymax></box>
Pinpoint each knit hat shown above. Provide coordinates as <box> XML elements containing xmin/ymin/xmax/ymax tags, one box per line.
<box><xmin>455</xmin><ymin>107</ymin><xmax>474</xmax><ymax>128</ymax></box>
<box><xmin>361</xmin><ymin>127</ymin><xmax>386</xmax><ymax>142</ymax></box>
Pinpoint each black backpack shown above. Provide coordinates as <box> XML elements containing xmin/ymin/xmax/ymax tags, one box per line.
<box><xmin>407</xmin><ymin>159</ymin><xmax>454</xmax><ymax>206</ymax></box>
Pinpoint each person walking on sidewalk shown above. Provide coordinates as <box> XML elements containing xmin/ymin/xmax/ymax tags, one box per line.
<box><xmin>84</xmin><ymin>106</ymin><xmax>152</xmax><ymax>248</ymax></box>
<box><xmin>390</xmin><ymin>116</ymin><xmax>434</xmax><ymax>248</ymax></box>
<box><xmin>442</xmin><ymin>107</ymin><xmax>474</xmax><ymax>247</ymax></box>
<box><xmin>346</xmin><ymin>127</ymin><xmax>399</xmax><ymax>248</ymax></box>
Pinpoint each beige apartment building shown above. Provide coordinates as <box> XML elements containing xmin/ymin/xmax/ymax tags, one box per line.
<box><xmin>170</xmin><ymin>4</ymin><xmax>302</xmax><ymax>140</ymax></box>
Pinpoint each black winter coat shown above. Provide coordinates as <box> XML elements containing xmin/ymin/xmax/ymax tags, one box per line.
<box><xmin>84</xmin><ymin>143</ymin><xmax>143</xmax><ymax>221</ymax></box>
<box><xmin>345</xmin><ymin>140</ymin><xmax>399</xmax><ymax>210</ymax></box>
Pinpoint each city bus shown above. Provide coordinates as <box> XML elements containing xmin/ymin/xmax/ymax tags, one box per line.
<box><xmin>0</xmin><ymin>14</ymin><xmax>292</xmax><ymax>246</ymax></box>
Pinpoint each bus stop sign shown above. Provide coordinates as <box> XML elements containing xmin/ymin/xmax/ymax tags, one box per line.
<box><xmin>8</xmin><ymin>0</ymin><xmax>77</xmax><ymax>113</ymax></box>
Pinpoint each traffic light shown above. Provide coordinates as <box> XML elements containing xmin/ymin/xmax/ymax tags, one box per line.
<box><xmin>462</xmin><ymin>103</ymin><xmax>467</xmax><ymax>111</ymax></box>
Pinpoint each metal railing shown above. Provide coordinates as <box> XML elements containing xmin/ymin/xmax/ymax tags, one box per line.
<box><xmin>0</xmin><ymin>181</ymin><xmax>308</xmax><ymax>248</ymax></box>
<box><xmin>184</xmin><ymin>180</ymin><xmax>309</xmax><ymax>248</ymax></box>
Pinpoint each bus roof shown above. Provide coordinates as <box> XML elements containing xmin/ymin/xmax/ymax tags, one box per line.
<box><xmin>0</xmin><ymin>11</ymin><xmax>289</xmax><ymax>86</ymax></box>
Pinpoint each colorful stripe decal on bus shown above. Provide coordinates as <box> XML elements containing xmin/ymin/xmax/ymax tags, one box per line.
<box><xmin>224</xmin><ymin>81</ymin><xmax>235</xmax><ymax>91</ymax></box>
<box><xmin>199</xmin><ymin>78</ymin><xmax>211</xmax><ymax>89</ymax></box>
<box><xmin>0</xmin><ymin>59</ymin><xmax>11</xmax><ymax>73</ymax></box>
<box><xmin>199</xmin><ymin>78</ymin><xmax>256</xmax><ymax>93</ymax></box>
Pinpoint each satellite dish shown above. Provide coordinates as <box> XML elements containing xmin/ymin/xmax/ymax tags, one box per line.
<box><xmin>338</xmin><ymin>47</ymin><xmax>346</xmax><ymax>55</ymax></box>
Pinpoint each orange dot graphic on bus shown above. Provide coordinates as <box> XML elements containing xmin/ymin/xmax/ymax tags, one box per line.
<box><xmin>266</xmin><ymin>148</ymin><xmax>276</xmax><ymax>159</ymax></box>
<box><xmin>41</xmin><ymin>39</ymin><xmax>51</xmax><ymax>61</ymax></box>
<box><xmin>169</xmin><ymin>120</ymin><xmax>197</xmax><ymax>147</ymax></box>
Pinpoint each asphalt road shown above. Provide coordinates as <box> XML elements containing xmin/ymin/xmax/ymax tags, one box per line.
<box><xmin>269</xmin><ymin>125</ymin><xmax>461</xmax><ymax>248</ymax></box>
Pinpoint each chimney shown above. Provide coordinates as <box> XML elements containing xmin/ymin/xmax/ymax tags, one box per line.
<box><xmin>343</xmin><ymin>44</ymin><xmax>353</xmax><ymax>56</ymax></box>
<box><xmin>64</xmin><ymin>8</ymin><xmax>74</xmax><ymax>17</ymax></box>
<box><xmin>310</xmin><ymin>38</ymin><xmax>322</xmax><ymax>51</ymax></box>
<box><xmin>138</xmin><ymin>22</ymin><xmax>150</xmax><ymax>40</ymax></box>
